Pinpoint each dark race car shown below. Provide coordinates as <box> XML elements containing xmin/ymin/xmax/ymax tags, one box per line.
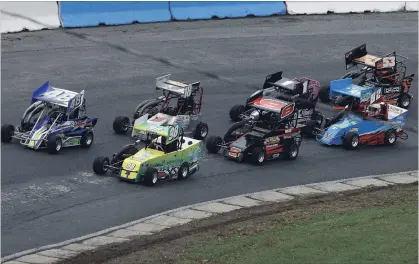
<box><xmin>318</xmin><ymin>43</ymin><xmax>415</xmax><ymax>109</ymax></box>
<box><xmin>228</xmin><ymin>71</ymin><xmax>323</xmax><ymax>136</ymax></box>
<box><xmin>206</xmin><ymin>98</ymin><xmax>302</xmax><ymax>165</ymax></box>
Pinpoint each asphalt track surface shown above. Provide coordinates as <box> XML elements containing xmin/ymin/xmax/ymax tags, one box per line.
<box><xmin>1</xmin><ymin>13</ymin><xmax>418</xmax><ymax>256</ymax></box>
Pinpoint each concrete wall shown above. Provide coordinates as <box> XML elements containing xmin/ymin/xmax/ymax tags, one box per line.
<box><xmin>0</xmin><ymin>1</ymin><xmax>416</xmax><ymax>34</ymax></box>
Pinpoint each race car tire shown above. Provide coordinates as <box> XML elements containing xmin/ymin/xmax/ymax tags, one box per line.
<box><xmin>206</xmin><ymin>136</ymin><xmax>222</xmax><ymax>153</ymax></box>
<box><xmin>384</xmin><ymin>129</ymin><xmax>397</xmax><ymax>146</ymax></box>
<box><xmin>343</xmin><ymin>132</ymin><xmax>359</xmax><ymax>150</ymax></box>
<box><xmin>47</xmin><ymin>135</ymin><xmax>63</xmax><ymax>154</ymax></box>
<box><xmin>81</xmin><ymin>131</ymin><xmax>94</xmax><ymax>148</ymax></box>
<box><xmin>93</xmin><ymin>156</ymin><xmax>110</xmax><ymax>175</ymax></box>
<box><xmin>284</xmin><ymin>144</ymin><xmax>299</xmax><ymax>160</ymax></box>
<box><xmin>250</xmin><ymin>147</ymin><xmax>265</xmax><ymax>165</ymax></box>
<box><xmin>398</xmin><ymin>94</ymin><xmax>410</xmax><ymax>109</ymax></box>
<box><xmin>178</xmin><ymin>162</ymin><xmax>190</xmax><ymax>180</ymax></box>
<box><xmin>194</xmin><ymin>122</ymin><xmax>209</xmax><ymax>140</ymax></box>
<box><xmin>1</xmin><ymin>124</ymin><xmax>15</xmax><ymax>143</ymax></box>
<box><xmin>144</xmin><ymin>166</ymin><xmax>158</xmax><ymax>186</ymax></box>
<box><xmin>318</xmin><ymin>86</ymin><xmax>331</xmax><ymax>103</ymax></box>
<box><xmin>229</xmin><ymin>104</ymin><xmax>245</xmax><ymax>122</ymax></box>
<box><xmin>301</xmin><ymin>120</ymin><xmax>319</xmax><ymax>137</ymax></box>
<box><xmin>135</xmin><ymin>100</ymin><xmax>161</xmax><ymax>120</ymax></box>
<box><xmin>133</xmin><ymin>99</ymin><xmax>153</xmax><ymax>119</ymax></box>
<box><xmin>113</xmin><ymin>116</ymin><xmax>130</xmax><ymax>134</ymax></box>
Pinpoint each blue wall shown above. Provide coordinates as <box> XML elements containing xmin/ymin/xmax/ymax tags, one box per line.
<box><xmin>59</xmin><ymin>1</ymin><xmax>287</xmax><ymax>28</ymax></box>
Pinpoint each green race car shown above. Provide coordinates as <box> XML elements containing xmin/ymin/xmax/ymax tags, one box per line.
<box><xmin>93</xmin><ymin>119</ymin><xmax>202</xmax><ymax>186</ymax></box>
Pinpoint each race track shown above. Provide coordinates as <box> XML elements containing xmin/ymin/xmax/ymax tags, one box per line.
<box><xmin>1</xmin><ymin>13</ymin><xmax>418</xmax><ymax>256</ymax></box>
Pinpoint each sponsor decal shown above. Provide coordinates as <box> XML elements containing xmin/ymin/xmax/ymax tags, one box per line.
<box><xmin>280</xmin><ymin>104</ymin><xmax>295</xmax><ymax>119</ymax></box>
<box><xmin>383</xmin><ymin>86</ymin><xmax>401</xmax><ymax>94</ymax></box>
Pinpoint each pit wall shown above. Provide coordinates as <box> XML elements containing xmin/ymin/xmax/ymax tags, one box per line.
<box><xmin>1</xmin><ymin>1</ymin><xmax>417</xmax><ymax>33</ymax></box>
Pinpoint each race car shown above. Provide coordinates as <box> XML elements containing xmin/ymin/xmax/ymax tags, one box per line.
<box><xmin>228</xmin><ymin>71</ymin><xmax>323</xmax><ymax>135</ymax></box>
<box><xmin>318</xmin><ymin>43</ymin><xmax>415</xmax><ymax>109</ymax></box>
<box><xmin>93</xmin><ymin>120</ymin><xmax>202</xmax><ymax>186</ymax></box>
<box><xmin>1</xmin><ymin>81</ymin><xmax>98</xmax><ymax>154</ymax></box>
<box><xmin>310</xmin><ymin>86</ymin><xmax>408</xmax><ymax>149</ymax></box>
<box><xmin>112</xmin><ymin>74</ymin><xmax>208</xmax><ymax>140</ymax></box>
<box><xmin>206</xmin><ymin>98</ymin><xmax>302</xmax><ymax>165</ymax></box>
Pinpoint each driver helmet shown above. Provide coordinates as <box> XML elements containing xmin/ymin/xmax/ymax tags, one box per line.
<box><xmin>367</xmin><ymin>103</ymin><xmax>383</xmax><ymax>117</ymax></box>
<box><xmin>152</xmin><ymin>136</ymin><xmax>164</xmax><ymax>150</ymax></box>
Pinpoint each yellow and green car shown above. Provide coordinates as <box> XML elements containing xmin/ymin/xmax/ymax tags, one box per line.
<box><xmin>92</xmin><ymin>121</ymin><xmax>203</xmax><ymax>186</ymax></box>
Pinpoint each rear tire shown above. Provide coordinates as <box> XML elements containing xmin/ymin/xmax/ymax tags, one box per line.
<box><xmin>384</xmin><ymin>129</ymin><xmax>397</xmax><ymax>145</ymax></box>
<box><xmin>206</xmin><ymin>136</ymin><xmax>222</xmax><ymax>153</ymax></box>
<box><xmin>284</xmin><ymin>144</ymin><xmax>299</xmax><ymax>160</ymax></box>
<box><xmin>47</xmin><ymin>135</ymin><xmax>63</xmax><ymax>154</ymax></box>
<box><xmin>398</xmin><ymin>94</ymin><xmax>410</xmax><ymax>109</ymax></box>
<box><xmin>301</xmin><ymin>120</ymin><xmax>319</xmax><ymax>137</ymax></box>
<box><xmin>81</xmin><ymin>131</ymin><xmax>94</xmax><ymax>148</ymax></box>
<box><xmin>193</xmin><ymin>122</ymin><xmax>209</xmax><ymax>140</ymax></box>
<box><xmin>318</xmin><ymin>86</ymin><xmax>331</xmax><ymax>103</ymax></box>
<box><xmin>229</xmin><ymin>104</ymin><xmax>245</xmax><ymax>122</ymax></box>
<box><xmin>250</xmin><ymin>147</ymin><xmax>265</xmax><ymax>165</ymax></box>
<box><xmin>93</xmin><ymin>156</ymin><xmax>110</xmax><ymax>175</ymax></box>
<box><xmin>144</xmin><ymin>166</ymin><xmax>158</xmax><ymax>186</ymax></box>
<box><xmin>113</xmin><ymin>116</ymin><xmax>130</xmax><ymax>134</ymax></box>
<box><xmin>1</xmin><ymin>124</ymin><xmax>15</xmax><ymax>143</ymax></box>
<box><xmin>343</xmin><ymin>132</ymin><xmax>359</xmax><ymax>150</ymax></box>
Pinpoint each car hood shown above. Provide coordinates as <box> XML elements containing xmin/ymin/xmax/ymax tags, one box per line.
<box><xmin>120</xmin><ymin>148</ymin><xmax>165</xmax><ymax>180</ymax></box>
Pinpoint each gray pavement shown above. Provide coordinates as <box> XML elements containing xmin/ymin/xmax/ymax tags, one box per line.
<box><xmin>1</xmin><ymin>13</ymin><xmax>418</xmax><ymax>256</ymax></box>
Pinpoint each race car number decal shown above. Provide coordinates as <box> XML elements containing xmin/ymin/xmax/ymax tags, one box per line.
<box><xmin>184</xmin><ymin>85</ymin><xmax>192</xmax><ymax>97</ymax></box>
<box><xmin>126</xmin><ymin>162</ymin><xmax>136</xmax><ymax>170</ymax></box>
<box><xmin>168</xmin><ymin>125</ymin><xmax>180</xmax><ymax>140</ymax></box>
<box><xmin>370</xmin><ymin>89</ymin><xmax>382</xmax><ymax>104</ymax></box>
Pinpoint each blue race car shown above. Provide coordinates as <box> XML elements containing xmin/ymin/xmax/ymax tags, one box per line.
<box><xmin>308</xmin><ymin>79</ymin><xmax>408</xmax><ymax>150</ymax></box>
<box><xmin>1</xmin><ymin>81</ymin><xmax>98</xmax><ymax>154</ymax></box>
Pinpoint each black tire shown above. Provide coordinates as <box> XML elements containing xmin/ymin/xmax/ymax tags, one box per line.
<box><xmin>318</xmin><ymin>86</ymin><xmax>331</xmax><ymax>103</ymax></box>
<box><xmin>398</xmin><ymin>94</ymin><xmax>410</xmax><ymax>109</ymax></box>
<box><xmin>284</xmin><ymin>144</ymin><xmax>299</xmax><ymax>160</ymax></box>
<box><xmin>334</xmin><ymin>95</ymin><xmax>353</xmax><ymax>107</ymax></box>
<box><xmin>384</xmin><ymin>129</ymin><xmax>397</xmax><ymax>145</ymax></box>
<box><xmin>229</xmin><ymin>104</ymin><xmax>245</xmax><ymax>122</ymax></box>
<box><xmin>80</xmin><ymin>131</ymin><xmax>94</xmax><ymax>148</ymax></box>
<box><xmin>224</xmin><ymin>121</ymin><xmax>246</xmax><ymax>141</ymax></box>
<box><xmin>113</xmin><ymin>116</ymin><xmax>130</xmax><ymax>134</ymax></box>
<box><xmin>301</xmin><ymin>120</ymin><xmax>319</xmax><ymax>137</ymax></box>
<box><xmin>194</xmin><ymin>122</ymin><xmax>209</xmax><ymax>140</ymax></box>
<box><xmin>1</xmin><ymin>124</ymin><xmax>15</xmax><ymax>143</ymax></box>
<box><xmin>206</xmin><ymin>136</ymin><xmax>222</xmax><ymax>153</ymax></box>
<box><xmin>250</xmin><ymin>147</ymin><xmax>265</xmax><ymax>165</ymax></box>
<box><xmin>93</xmin><ymin>156</ymin><xmax>110</xmax><ymax>175</ymax></box>
<box><xmin>144</xmin><ymin>166</ymin><xmax>158</xmax><ymax>186</ymax></box>
<box><xmin>178</xmin><ymin>162</ymin><xmax>190</xmax><ymax>180</ymax></box>
<box><xmin>343</xmin><ymin>132</ymin><xmax>359</xmax><ymax>150</ymax></box>
<box><xmin>135</xmin><ymin>100</ymin><xmax>161</xmax><ymax>119</ymax></box>
<box><xmin>47</xmin><ymin>135</ymin><xmax>63</xmax><ymax>154</ymax></box>
<box><xmin>133</xmin><ymin>99</ymin><xmax>152</xmax><ymax>119</ymax></box>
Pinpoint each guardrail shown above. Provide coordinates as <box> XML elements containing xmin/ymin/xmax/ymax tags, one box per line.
<box><xmin>1</xmin><ymin>1</ymin><xmax>417</xmax><ymax>34</ymax></box>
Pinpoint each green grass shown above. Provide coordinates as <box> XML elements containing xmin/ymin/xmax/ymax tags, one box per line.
<box><xmin>183</xmin><ymin>202</ymin><xmax>418</xmax><ymax>264</ymax></box>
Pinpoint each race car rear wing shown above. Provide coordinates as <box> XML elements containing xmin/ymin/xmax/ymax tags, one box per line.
<box><xmin>345</xmin><ymin>43</ymin><xmax>407</xmax><ymax>70</ymax></box>
<box><xmin>31</xmin><ymin>81</ymin><xmax>85</xmax><ymax>115</ymax></box>
<box><xmin>156</xmin><ymin>74</ymin><xmax>200</xmax><ymax>98</ymax></box>
<box><xmin>263</xmin><ymin>71</ymin><xmax>309</xmax><ymax>95</ymax></box>
<box><xmin>329</xmin><ymin>78</ymin><xmax>376</xmax><ymax>103</ymax></box>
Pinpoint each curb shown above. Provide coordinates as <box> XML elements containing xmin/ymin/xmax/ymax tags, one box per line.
<box><xmin>2</xmin><ymin>170</ymin><xmax>418</xmax><ymax>264</ymax></box>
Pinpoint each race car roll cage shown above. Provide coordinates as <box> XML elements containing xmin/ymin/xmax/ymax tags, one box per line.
<box><xmin>155</xmin><ymin>76</ymin><xmax>204</xmax><ymax>116</ymax></box>
<box><xmin>344</xmin><ymin>43</ymin><xmax>411</xmax><ymax>87</ymax></box>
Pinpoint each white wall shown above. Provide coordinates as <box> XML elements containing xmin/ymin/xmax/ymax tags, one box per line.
<box><xmin>0</xmin><ymin>1</ymin><xmax>61</xmax><ymax>33</ymax></box>
<box><xmin>405</xmin><ymin>1</ymin><xmax>419</xmax><ymax>11</ymax></box>
<box><xmin>286</xmin><ymin>1</ymin><xmax>406</xmax><ymax>14</ymax></box>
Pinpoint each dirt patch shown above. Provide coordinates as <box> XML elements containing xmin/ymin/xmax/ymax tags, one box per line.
<box><xmin>57</xmin><ymin>183</ymin><xmax>418</xmax><ymax>264</ymax></box>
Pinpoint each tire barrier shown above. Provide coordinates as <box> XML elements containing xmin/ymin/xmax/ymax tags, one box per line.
<box><xmin>1</xmin><ymin>1</ymin><xmax>417</xmax><ymax>33</ymax></box>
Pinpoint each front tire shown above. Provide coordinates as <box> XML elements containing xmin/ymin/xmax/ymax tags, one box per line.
<box><xmin>1</xmin><ymin>124</ymin><xmax>15</xmax><ymax>143</ymax></box>
<box><xmin>318</xmin><ymin>86</ymin><xmax>331</xmax><ymax>103</ymax></box>
<box><xmin>144</xmin><ymin>166</ymin><xmax>158</xmax><ymax>186</ymax></box>
<box><xmin>47</xmin><ymin>135</ymin><xmax>63</xmax><ymax>154</ymax></box>
<box><xmin>284</xmin><ymin>144</ymin><xmax>299</xmax><ymax>160</ymax></box>
<box><xmin>206</xmin><ymin>136</ymin><xmax>222</xmax><ymax>153</ymax></box>
<box><xmin>93</xmin><ymin>156</ymin><xmax>110</xmax><ymax>175</ymax></box>
<box><xmin>384</xmin><ymin>129</ymin><xmax>397</xmax><ymax>145</ymax></box>
<box><xmin>343</xmin><ymin>132</ymin><xmax>359</xmax><ymax>150</ymax></box>
<box><xmin>229</xmin><ymin>104</ymin><xmax>245</xmax><ymax>122</ymax></box>
<box><xmin>250</xmin><ymin>147</ymin><xmax>265</xmax><ymax>165</ymax></box>
<box><xmin>113</xmin><ymin>116</ymin><xmax>130</xmax><ymax>134</ymax></box>
<box><xmin>178</xmin><ymin>163</ymin><xmax>190</xmax><ymax>180</ymax></box>
<box><xmin>398</xmin><ymin>94</ymin><xmax>410</xmax><ymax>109</ymax></box>
<box><xmin>81</xmin><ymin>131</ymin><xmax>94</xmax><ymax>148</ymax></box>
<box><xmin>301</xmin><ymin>120</ymin><xmax>319</xmax><ymax>137</ymax></box>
